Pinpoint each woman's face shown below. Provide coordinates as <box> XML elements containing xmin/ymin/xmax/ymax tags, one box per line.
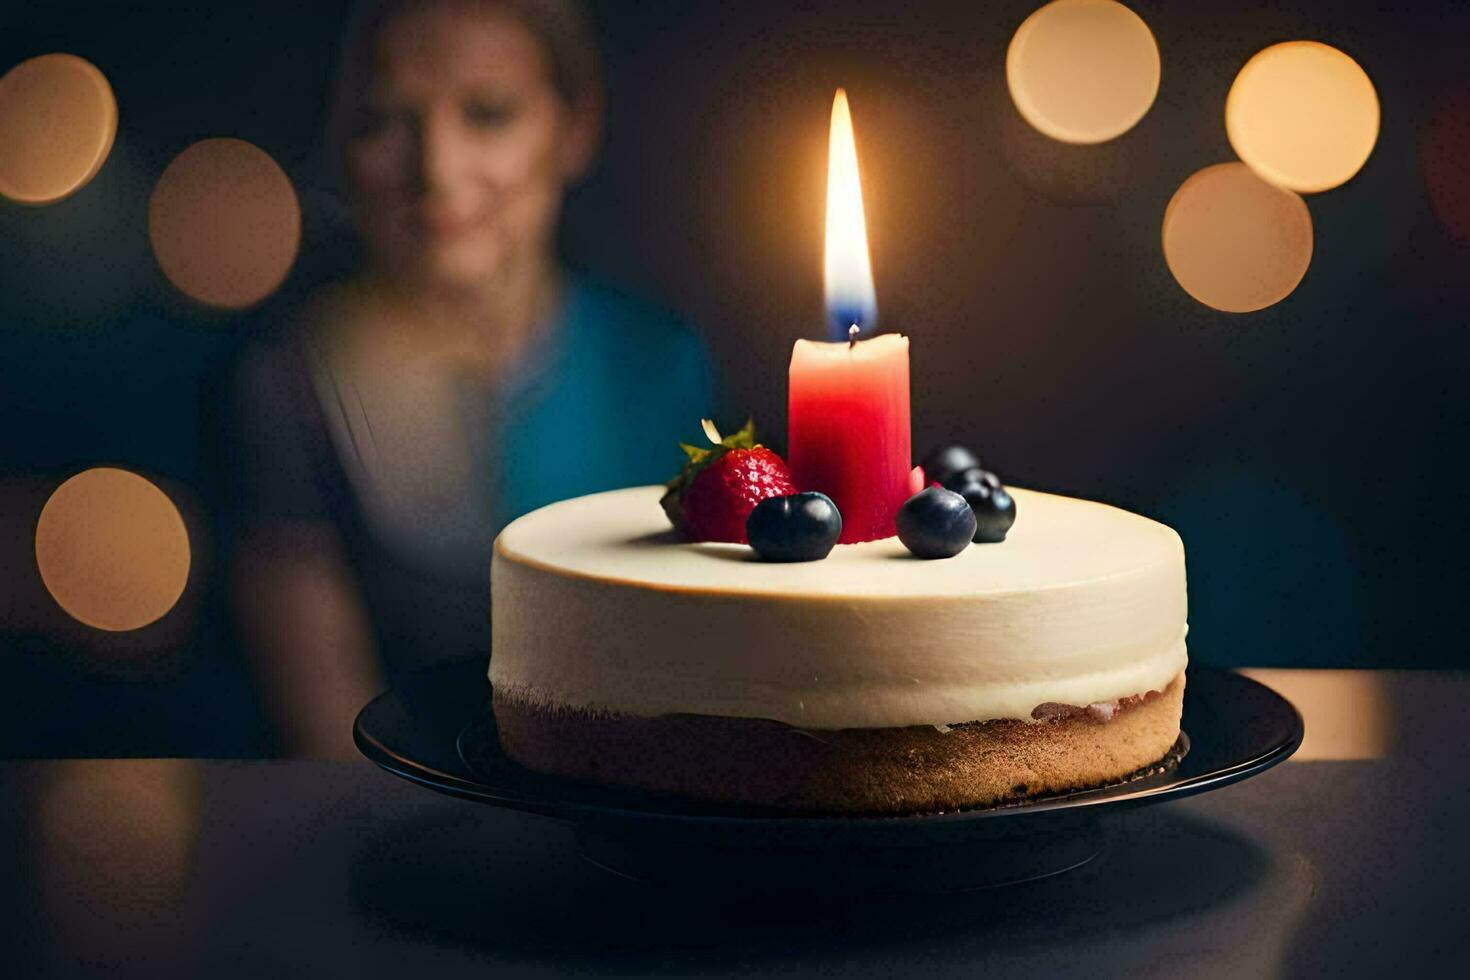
<box><xmin>345</xmin><ymin>2</ymin><xmax>593</xmax><ymax>293</ymax></box>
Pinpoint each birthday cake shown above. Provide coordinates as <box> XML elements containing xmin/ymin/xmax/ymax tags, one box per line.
<box><xmin>489</xmin><ymin>443</ymin><xmax>1188</xmax><ymax>814</ymax></box>
<box><xmin>489</xmin><ymin>89</ymin><xmax>1185</xmax><ymax>814</ymax></box>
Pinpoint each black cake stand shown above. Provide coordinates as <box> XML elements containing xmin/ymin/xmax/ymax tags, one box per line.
<box><xmin>355</xmin><ymin>661</ymin><xmax>1301</xmax><ymax>894</ymax></box>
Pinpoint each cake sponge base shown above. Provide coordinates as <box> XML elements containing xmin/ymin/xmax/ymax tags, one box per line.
<box><xmin>493</xmin><ymin>673</ymin><xmax>1186</xmax><ymax>814</ymax></box>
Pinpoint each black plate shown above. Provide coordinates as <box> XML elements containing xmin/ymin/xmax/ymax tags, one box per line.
<box><xmin>355</xmin><ymin>662</ymin><xmax>1301</xmax><ymax>893</ymax></box>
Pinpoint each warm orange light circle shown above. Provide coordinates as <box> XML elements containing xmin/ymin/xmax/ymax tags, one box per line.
<box><xmin>1163</xmin><ymin>162</ymin><xmax>1314</xmax><ymax>313</ymax></box>
<box><xmin>148</xmin><ymin>138</ymin><xmax>301</xmax><ymax>309</ymax></box>
<box><xmin>0</xmin><ymin>54</ymin><xmax>118</xmax><ymax>205</ymax></box>
<box><xmin>1006</xmin><ymin>0</ymin><xmax>1160</xmax><ymax>145</ymax></box>
<box><xmin>1226</xmin><ymin>41</ymin><xmax>1379</xmax><ymax>193</ymax></box>
<box><xmin>34</xmin><ymin>468</ymin><xmax>191</xmax><ymax>632</ymax></box>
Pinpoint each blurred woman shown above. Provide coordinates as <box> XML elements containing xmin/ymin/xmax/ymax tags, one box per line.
<box><xmin>230</xmin><ymin>0</ymin><xmax>713</xmax><ymax>757</ymax></box>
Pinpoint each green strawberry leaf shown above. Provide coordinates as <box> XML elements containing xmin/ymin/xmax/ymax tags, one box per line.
<box><xmin>718</xmin><ymin>418</ymin><xmax>757</xmax><ymax>450</ymax></box>
<box><xmin>678</xmin><ymin>442</ymin><xmax>713</xmax><ymax>465</ymax></box>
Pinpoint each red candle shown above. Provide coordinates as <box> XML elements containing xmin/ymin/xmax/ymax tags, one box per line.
<box><xmin>789</xmin><ymin>335</ymin><xmax>912</xmax><ymax>542</ymax></box>
<box><xmin>786</xmin><ymin>89</ymin><xmax>913</xmax><ymax>542</ymax></box>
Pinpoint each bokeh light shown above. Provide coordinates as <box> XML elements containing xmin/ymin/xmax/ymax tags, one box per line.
<box><xmin>1163</xmin><ymin>162</ymin><xmax>1313</xmax><ymax>313</ymax></box>
<box><xmin>1006</xmin><ymin>0</ymin><xmax>1160</xmax><ymax>145</ymax></box>
<box><xmin>1226</xmin><ymin>41</ymin><xmax>1379</xmax><ymax>193</ymax></box>
<box><xmin>148</xmin><ymin>137</ymin><xmax>301</xmax><ymax>309</ymax></box>
<box><xmin>34</xmin><ymin>467</ymin><xmax>191</xmax><ymax>632</ymax></box>
<box><xmin>0</xmin><ymin>53</ymin><xmax>118</xmax><ymax>205</ymax></box>
<box><xmin>1423</xmin><ymin>86</ymin><xmax>1470</xmax><ymax>243</ymax></box>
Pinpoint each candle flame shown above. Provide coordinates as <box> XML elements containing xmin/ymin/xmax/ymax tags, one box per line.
<box><xmin>824</xmin><ymin>88</ymin><xmax>877</xmax><ymax>341</ymax></box>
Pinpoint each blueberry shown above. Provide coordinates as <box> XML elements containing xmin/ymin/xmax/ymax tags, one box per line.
<box><xmin>941</xmin><ymin>467</ymin><xmax>1001</xmax><ymax>493</ymax></box>
<box><xmin>920</xmin><ymin>445</ymin><xmax>981</xmax><ymax>487</ymax></box>
<box><xmin>953</xmin><ymin>480</ymin><xmax>1017</xmax><ymax>543</ymax></box>
<box><xmin>746</xmin><ymin>492</ymin><xmax>842</xmax><ymax>562</ymax></box>
<box><xmin>896</xmin><ymin>487</ymin><xmax>977</xmax><ymax>559</ymax></box>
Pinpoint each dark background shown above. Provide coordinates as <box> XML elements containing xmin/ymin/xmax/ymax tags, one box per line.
<box><xmin>1</xmin><ymin>0</ymin><xmax>1466</xmax><ymax>756</ymax></box>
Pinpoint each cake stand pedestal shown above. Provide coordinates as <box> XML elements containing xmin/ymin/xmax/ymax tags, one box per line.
<box><xmin>575</xmin><ymin>809</ymin><xmax>1102</xmax><ymax>894</ymax></box>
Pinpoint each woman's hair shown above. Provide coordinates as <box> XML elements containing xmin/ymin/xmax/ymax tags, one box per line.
<box><xmin>322</xmin><ymin>0</ymin><xmax>601</xmax><ymax>187</ymax></box>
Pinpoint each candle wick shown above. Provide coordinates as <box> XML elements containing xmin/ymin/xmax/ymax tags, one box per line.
<box><xmin>848</xmin><ymin>324</ymin><xmax>859</xmax><ymax>349</ymax></box>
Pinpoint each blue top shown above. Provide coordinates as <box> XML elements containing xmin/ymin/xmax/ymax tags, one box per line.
<box><xmin>233</xmin><ymin>276</ymin><xmax>716</xmax><ymax>671</ymax></box>
<box><xmin>495</xmin><ymin>278</ymin><xmax>715</xmax><ymax>524</ymax></box>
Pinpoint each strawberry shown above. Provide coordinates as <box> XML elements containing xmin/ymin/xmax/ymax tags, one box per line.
<box><xmin>661</xmin><ymin>419</ymin><xmax>797</xmax><ymax>543</ymax></box>
<box><xmin>685</xmin><ymin>447</ymin><xmax>797</xmax><ymax>542</ymax></box>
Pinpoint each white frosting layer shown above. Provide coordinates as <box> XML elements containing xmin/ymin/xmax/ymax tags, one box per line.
<box><xmin>490</xmin><ymin>486</ymin><xmax>1188</xmax><ymax>729</ymax></box>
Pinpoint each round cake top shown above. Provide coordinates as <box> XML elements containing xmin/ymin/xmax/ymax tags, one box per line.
<box><xmin>491</xmin><ymin>485</ymin><xmax>1188</xmax><ymax>728</ymax></box>
<box><xmin>495</xmin><ymin>485</ymin><xmax>1182</xmax><ymax>599</ymax></box>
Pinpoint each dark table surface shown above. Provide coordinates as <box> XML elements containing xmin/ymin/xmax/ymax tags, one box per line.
<box><xmin>3</xmin><ymin>670</ymin><xmax>1466</xmax><ymax>979</ymax></box>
